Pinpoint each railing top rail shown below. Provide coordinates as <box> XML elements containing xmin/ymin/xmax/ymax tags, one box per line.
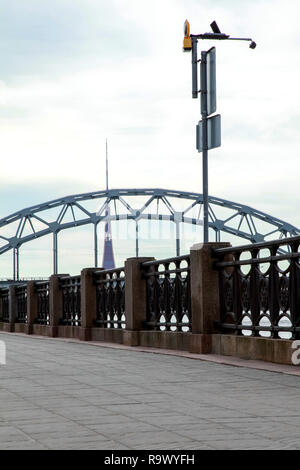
<box><xmin>15</xmin><ymin>284</ymin><xmax>27</xmax><ymax>290</ymax></box>
<box><xmin>215</xmin><ymin>252</ymin><xmax>300</xmax><ymax>269</ymax></box>
<box><xmin>141</xmin><ymin>254</ymin><xmax>190</xmax><ymax>268</ymax></box>
<box><xmin>0</xmin><ymin>277</ymin><xmax>48</xmax><ymax>281</ymax></box>
<box><xmin>94</xmin><ymin>267</ymin><xmax>124</xmax><ymax>277</ymax></box>
<box><xmin>60</xmin><ymin>275</ymin><xmax>81</xmax><ymax>282</ymax></box>
<box><xmin>213</xmin><ymin>234</ymin><xmax>300</xmax><ymax>256</ymax></box>
<box><xmin>35</xmin><ymin>280</ymin><xmax>50</xmax><ymax>287</ymax></box>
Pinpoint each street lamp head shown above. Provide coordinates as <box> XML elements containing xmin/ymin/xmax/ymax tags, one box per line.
<box><xmin>184</xmin><ymin>19</ymin><xmax>190</xmax><ymax>37</ymax></box>
<box><xmin>183</xmin><ymin>19</ymin><xmax>192</xmax><ymax>52</ymax></box>
<box><xmin>182</xmin><ymin>20</ymin><xmax>257</xmax><ymax>51</ymax></box>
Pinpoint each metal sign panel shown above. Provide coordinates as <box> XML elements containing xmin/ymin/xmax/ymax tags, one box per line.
<box><xmin>200</xmin><ymin>47</ymin><xmax>216</xmax><ymax>116</ymax></box>
<box><xmin>196</xmin><ymin>114</ymin><xmax>221</xmax><ymax>152</ymax></box>
<box><xmin>207</xmin><ymin>47</ymin><xmax>216</xmax><ymax>116</ymax></box>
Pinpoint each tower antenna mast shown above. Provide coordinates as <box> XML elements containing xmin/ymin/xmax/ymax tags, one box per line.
<box><xmin>106</xmin><ymin>138</ymin><xmax>109</xmax><ymax>191</ymax></box>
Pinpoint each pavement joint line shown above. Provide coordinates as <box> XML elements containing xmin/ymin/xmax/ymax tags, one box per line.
<box><xmin>1</xmin><ymin>331</ymin><xmax>300</xmax><ymax>377</ymax></box>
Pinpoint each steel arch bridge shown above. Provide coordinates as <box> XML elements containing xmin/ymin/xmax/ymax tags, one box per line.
<box><xmin>0</xmin><ymin>188</ymin><xmax>299</xmax><ymax>280</ymax></box>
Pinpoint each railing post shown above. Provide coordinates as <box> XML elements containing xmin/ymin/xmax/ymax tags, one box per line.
<box><xmin>8</xmin><ymin>285</ymin><xmax>17</xmax><ymax>332</ymax></box>
<box><xmin>124</xmin><ymin>257</ymin><xmax>154</xmax><ymax>346</ymax></box>
<box><xmin>190</xmin><ymin>243</ymin><xmax>230</xmax><ymax>338</ymax></box>
<box><xmin>49</xmin><ymin>274</ymin><xmax>68</xmax><ymax>337</ymax></box>
<box><xmin>80</xmin><ymin>268</ymin><xmax>99</xmax><ymax>341</ymax></box>
<box><xmin>26</xmin><ymin>281</ymin><xmax>37</xmax><ymax>335</ymax></box>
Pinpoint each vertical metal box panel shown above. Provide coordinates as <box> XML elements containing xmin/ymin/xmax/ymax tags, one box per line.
<box><xmin>201</xmin><ymin>47</ymin><xmax>217</xmax><ymax>116</ymax></box>
<box><xmin>196</xmin><ymin>114</ymin><xmax>221</xmax><ymax>152</ymax></box>
<box><xmin>207</xmin><ymin>47</ymin><xmax>216</xmax><ymax>116</ymax></box>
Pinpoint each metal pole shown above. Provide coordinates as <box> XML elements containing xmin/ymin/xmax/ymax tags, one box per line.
<box><xmin>13</xmin><ymin>248</ymin><xmax>16</xmax><ymax>281</ymax></box>
<box><xmin>16</xmin><ymin>247</ymin><xmax>19</xmax><ymax>281</ymax></box>
<box><xmin>201</xmin><ymin>50</ymin><xmax>209</xmax><ymax>243</ymax></box>
<box><xmin>106</xmin><ymin>138</ymin><xmax>109</xmax><ymax>191</ymax></box>
<box><xmin>176</xmin><ymin>222</ymin><xmax>180</xmax><ymax>256</ymax></box>
<box><xmin>135</xmin><ymin>222</ymin><xmax>139</xmax><ymax>257</ymax></box>
<box><xmin>12</xmin><ymin>247</ymin><xmax>20</xmax><ymax>281</ymax></box>
<box><xmin>94</xmin><ymin>223</ymin><xmax>98</xmax><ymax>268</ymax></box>
<box><xmin>192</xmin><ymin>37</ymin><xmax>198</xmax><ymax>98</ymax></box>
<box><xmin>53</xmin><ymin>232</ymin><xmax>58</xmax><ymax>274</ymax></box>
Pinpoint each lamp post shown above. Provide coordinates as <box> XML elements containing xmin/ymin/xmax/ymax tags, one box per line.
<box><xmin>183</xmin><ymin>20</ymin><xmax>256</xmax><ymax>243</ymax></box>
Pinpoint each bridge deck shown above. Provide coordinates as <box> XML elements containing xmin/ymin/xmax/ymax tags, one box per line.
<box><xmin>0</xmin><ymin>332</ymin><xmax>300</xmax><ymax>450</ymax></box>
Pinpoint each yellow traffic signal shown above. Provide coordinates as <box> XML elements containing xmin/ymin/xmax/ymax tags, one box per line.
<box><xmin>183</xmin><ymin>20</ymin><xmax>192</xmax><ymax>51</ymax></box>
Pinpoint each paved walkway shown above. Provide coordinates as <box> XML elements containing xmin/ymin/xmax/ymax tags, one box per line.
<box><xmin>1</xmin><ymin>332</ymin><xmax>300</xmax><ymax>450</ymax></box>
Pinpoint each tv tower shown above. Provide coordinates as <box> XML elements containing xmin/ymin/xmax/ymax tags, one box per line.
<box><xmin>102</xmin><ymin>139</ymin><xmax>116</xmax><ymax>269</ymax></box>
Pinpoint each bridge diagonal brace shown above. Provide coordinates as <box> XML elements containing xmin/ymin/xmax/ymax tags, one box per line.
<box><xmin>118</xmin><ymin>196</ymin><xmax>135</xmax><ymax>215</ymax></box>
<box><xmin>31</xmin><ymin>214</ymin><xmax>51</xmax><ymax>227</ymax></box>
<box><xmin>161</xmin><ymin>196</ymin><xmax>175</xmax><ymax>215</ymax></box>
<box><xmin>28</xmin><ymin>216</ymin><xmax>36</xmax><ymax>235</ymax></box>
<box><xmin>57</xmin><ymin>204</ymin><xmax>68</xmax><ymax>224</ymax></box>
<box><xmin>73</xmin><ymin>202</ymin><xmax>92</xmax><ymax>218</ymax></box>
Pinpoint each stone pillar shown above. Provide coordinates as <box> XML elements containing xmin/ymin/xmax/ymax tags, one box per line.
<box><xmin>80</xmin><ymin>268</ymin><xmax>99</xmax><ymax>341</ymax></box>
<box><xmin>8</xmin><ymin>285</ymin><xmax>17</xmax><ymax>332</ymax></box>
<box><xmin>26</xmin><ymin>281</ymin><xmax>38</xmax><ymax>335</ymax></box>
<box><xmin>189</xmin><ymin>242</ymin><xmax>230</xmax><ymax>352</ymax></box>
<box><xmin>124</xmin><ymin>257</ymin><xmax>154</xmax><ymax>346</ymax></box>
<box><xmin>49</xmin><ymin>274</ymin><xmax>68</xmax><ymax>337</ymax></box>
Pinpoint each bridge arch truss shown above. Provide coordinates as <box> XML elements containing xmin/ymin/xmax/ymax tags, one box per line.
<box><xmin>0</xmin><ymin>188</ymin><xmax>298</xmax><ymax>280</ymax></box>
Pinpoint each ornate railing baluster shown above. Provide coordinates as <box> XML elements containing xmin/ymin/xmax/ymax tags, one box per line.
<box><xmin>294</xmin><ymin>244</ymin><xmax>300</xmax><ymax>340</ymax></box>
<box><xmin>289</xmin><ymin>240</ymin><xmax>300</xmax><ymax>339</ymax></box>
<box><xmin>94</xmin><ymin>268</ymin><xmax>125</xmax><ymax>329</ymax></box>
<box><xmin>164</xmin><ymin>263</ymin><xmax>171</xmax><ymax>330</ymax></box>
<box><xmin>174</xmin><ymin>259</ymin><xmax>182</xmax><ymax>329</ymax></box>
<box><xmin>214</xmin><ymin>235</ymin><xmax>300</xmax><ymax>338</ymax></box>
<box><xmin>15</xmin><ymin>285</ymin><xmax>27</xmax><ymax>323</ymax></box>
<box><xmin>60</xmin><ymin>276</ymin><xmax>81</xmax><ymax>326</ymax></box>
<box><xmin>269</xmin><ymin>245</ymin><xmax>280</xmax><ymax>338</ymax></box>
<box><xmin>35</xmin><ymin>281</ymin><xmax>50</xmax><ymax>325</ymax></box>
<box><xmin>142</xmin><ymin>255</ymin><xmax>191</xmax><ymax>332</ymax></box>
<box><xmin>233</xmin><ymin>254</ymin><xmax>243</xmax><ymax>334</ymax></box>
<box><xmin>0</xmin><ymin>288</ymin><xmax>9</xmax><ymax>323</ymax></box>
<box><xmin>153</xmin><ymin>267</ymin><xmax>160</xmax><ymax>330</ymax></box>
<box><xmin>250</xmin><ymin>248</ymin><xmax>260</xmax><ymax>336</ymax></box>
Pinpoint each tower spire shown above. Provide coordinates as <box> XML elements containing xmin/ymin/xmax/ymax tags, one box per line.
<box><xmin>106</xmin><ymin>138</ymin><xmax>108</xmax><ymax>191</ymax></box>
<box><xmin>102</xmin><ymin>138</ymin><xmax>115</xmax><ymax>270</ymax></box>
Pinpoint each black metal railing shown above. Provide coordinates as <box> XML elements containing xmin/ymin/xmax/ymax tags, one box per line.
<box><xmin>142</xmin><ymin>255</ymin><xmax>191</xmax><ymax>332</ymax></box>
<box><xmin>60</xmin><ymin>276</ymin><xmax>81</xmax><ymax>326</ymax></box>
<box><xmin>0</xmin><ymin>288</ymin><xmax>9</xmax><ymax>322</ymax></box>
<box><xmin>35</xmin><ymin>281</ymin><xmax>50</xmax><ymax>325</ymax></box>
<box><xmin>214</xmin><ymin>235</ymin><xmax>300</xmax><ymax>339</ymax></box>
<box><xmin>15</xmin><ymin>285</ymin><xmax>27</xmax><ymax>323</ymax></box>
<box><xmin>94</xmin><ymin>268</ymin><xmax>126</xmax><ymax>329</ymax></box>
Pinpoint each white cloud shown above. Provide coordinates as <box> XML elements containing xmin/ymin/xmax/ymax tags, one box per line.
<box><xmin>1</xmin><ymin>0</ymin><xmax>300</xmax><ymax>275</ymax></box>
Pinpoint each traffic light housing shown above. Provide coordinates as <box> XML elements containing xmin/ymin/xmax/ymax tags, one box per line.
<box><xmin>183</xmin><ymin>20</ymin><xmax>192</xmax><ymax>51</ymax></box>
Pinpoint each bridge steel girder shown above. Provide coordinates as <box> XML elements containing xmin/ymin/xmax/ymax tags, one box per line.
<box><xmin>0</xmin><ymin>188</ymin><xmax>298</xmax><ymax>260</ymax></box>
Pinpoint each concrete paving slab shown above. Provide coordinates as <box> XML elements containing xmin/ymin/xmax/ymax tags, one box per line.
<box><xmin>1</xmin><ymin>331</ymin><xmax>300</xmax><ymax>450</ymax></box>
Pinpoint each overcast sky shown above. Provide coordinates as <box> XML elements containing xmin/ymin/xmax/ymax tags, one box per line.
<box><xmin>0</xmin><ymin>0</ymin><xmax>300</xmax><ymax>276</ymax></box>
